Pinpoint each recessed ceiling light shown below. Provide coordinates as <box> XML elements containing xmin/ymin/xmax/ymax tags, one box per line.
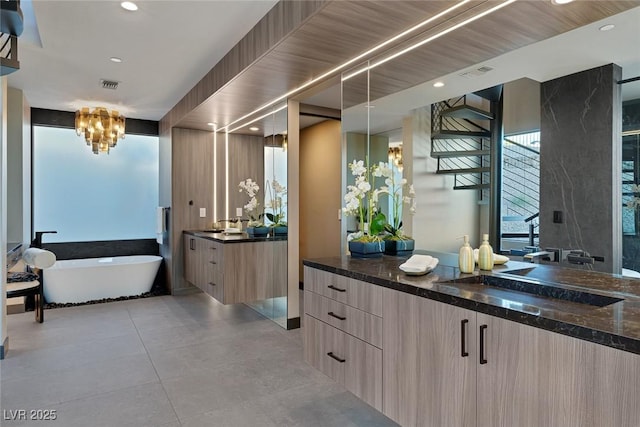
<box><xmin>120</xmin><ymin>1</ymin><xmax>138</xmax><ymax>11</ymax></box>
<box><xmin>249</xmin><ymin>126</ymin><xmax>259</xmax><ymax>132</ymax></box>
<box><xmin>599</xmin><ymin>24</ymin><xmax>615</xmax><ymax>32</ymax></box>
<box><xmin>110</xmin><ymin>57</ymin><xmax>122</xmax><ymax>63</ymax></box>
<box><xmin>551</xmin><ymin>0</ymin><xmax>573</xmax><ymax>5</ymax></box>
<box><xmin>433</xmin><ymin>81</ymin><xmax>445</xmax><ymax>88</ymax></box>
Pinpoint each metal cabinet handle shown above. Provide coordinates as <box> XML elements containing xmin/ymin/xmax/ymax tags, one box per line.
<box><xmin>190</xmin><ymin>238</ymin><xmax>195</xmax><ymax>250</ymax></box>
<box><xmin>209</xmin><ymin>247</ymin><xmax>217</xmax><ymax>250</ymax></box>
<box><xmin>479</xmin><ymin>324</ymin><xmax>488</xmax><ymax>364</ymax></box>
<box><xmin>327</xmin><ymin>285</ymin><xmax>346</xmax><ymax>293</ymax></box>
<box><xmin>328</xmin><ymin>312</ymin><xmax>346</xmax><ymax>321</ymax></box>
<box><xmin>461</xmin><ymin>319</ymin><xmax>469</xmax><ymax>357</ymax></box>
<box><xmin>209</xmin><ymin>261</ymin><xmax>217</xmax><ymax>265</ymax></box>
<box><xmin>327</xmin><ymin>352</ymin><xmax>346</xmax><ymax>363</ymax></box>
<box><xmin>208</xmin><ymin>282</ymin><xmax>216</xmax><ymax>286</ymax></box>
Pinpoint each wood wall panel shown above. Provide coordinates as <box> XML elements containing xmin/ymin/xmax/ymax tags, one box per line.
<box><xmin>171</xmin><ymin>128</ymin><xmax>214</xmax><ymax>293</ymax></box>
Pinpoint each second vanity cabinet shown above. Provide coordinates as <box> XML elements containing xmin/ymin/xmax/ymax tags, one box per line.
<box><xmin>184</xmin><ymin>233</ymin><xmax>287</xmax><ymax>305</ymax></box>
<box><xmin>304</xmin><ymin>265</ymin><xmax>640</xmax><ymax>427</ymax></box>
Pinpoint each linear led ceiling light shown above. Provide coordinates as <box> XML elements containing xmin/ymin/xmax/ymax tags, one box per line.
<box><xmin>342</xmin><ymin>0</ymin><xmax>518</xmax><ymax>81</ymax></box>
<box><xmin>227</xmin><ymin>103</ymin><xmax>288</xmax><ymax>134</ymax></box>
<box><xmin>220</xmin><ymin>0</ymin><xmax>472</xmax><ymax>131</ymax></box>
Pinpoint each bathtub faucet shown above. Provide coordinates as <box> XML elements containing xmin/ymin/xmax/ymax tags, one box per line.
<box><xmin>31</xmin><ymin>231</ymin><xmax>57</xmax><ymax>249</ymax></box>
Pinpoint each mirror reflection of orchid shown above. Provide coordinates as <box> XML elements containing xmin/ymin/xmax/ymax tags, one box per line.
<box><xmin>378</xmin><ymin>159</ymin><xmax>416</xmax><ymax>241</ymax></box>
<box><xmin>343</xmin><ymin>158</ymin><xmax>387</xmax><ymax>243</ymax></box>
<box><xmin>265</xmin><ymin>179</ymin><xmax>287</xmax><ymax>226</ymax></box>
<box><xmin>238</xmin><ymin>178</ymin><xmax>264</xmax><ymax>226</ymax></box>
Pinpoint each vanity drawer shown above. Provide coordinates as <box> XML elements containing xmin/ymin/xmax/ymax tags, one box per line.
<box><xmin>304</xmin><ymin>314</ymin><xmax>345</xmax><ymax>384</ymax></box>
<box><xmin>304</xmin><ymin>290</ymin><xmax>382</xmax><ymax>348</ymax></box>
<box><xmin>304</xmin><ymin>266</ymin><xmax>383</xmax><ymax>316</ymax></box>
<box><xmin>303</xmin><ymin>314</ymin><xmax>383</xmax><ymax>411</ymax></box>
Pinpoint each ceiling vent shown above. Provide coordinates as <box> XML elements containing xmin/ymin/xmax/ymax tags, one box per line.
<box><xmin>459</xmin><ymin>66</ymin><xmax>494</xmax><ymax>79</ymax></box>
<box><xmin>100</xmin><ymin>79</ymin><xmax>119</xmax><ymax>90</ymax></box>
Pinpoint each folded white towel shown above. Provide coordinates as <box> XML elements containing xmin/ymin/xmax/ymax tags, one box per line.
<box><xmin>23</xmin><ymin>248</ymin><xmax>56</xmax><ymax>269</ymax></box>
<box><xmin>399</xmin><ymin>255</ymin><xmax>439</xmax><ymax>273</ymax></box>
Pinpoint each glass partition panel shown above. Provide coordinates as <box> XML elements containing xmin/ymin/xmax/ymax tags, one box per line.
<box><xmin>242</xmin><ymin>105</ymin><xmax>288</xmax><ymax>328</ymax></box>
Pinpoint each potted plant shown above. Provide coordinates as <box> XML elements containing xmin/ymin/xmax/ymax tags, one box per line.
<box><xmin>343</xmin><ymin>159</ymin><xmax>387</xmax><ymax>258</ymax></box>
<box><xmin>265</xmin><ymin>179</ymin><xmax>287</xmax><ymax>236</ymax></box>
<box><xmin>238</xmin><ymin>178</ymin><xmax>268</xmax><ymax>237</ymax></box>
<box><xmin>379</xmin><ymin>158</ymin><xmax>416</xmax><ymax>256</ymax></box>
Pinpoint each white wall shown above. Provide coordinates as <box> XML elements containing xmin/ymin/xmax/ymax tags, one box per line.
<box><xmin>7</xmin><ymin>87</ymin><xmax>30</xmax><ymax>246</ymax></box>
<box><xmin>408</xmin><ymin>106</ymin><xmax>481</xmax><ymax>251</ymax></box>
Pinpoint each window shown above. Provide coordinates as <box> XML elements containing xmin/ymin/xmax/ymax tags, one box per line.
<box><xmin>33</xmin><ymin>126</ymin><xmax>159</xmax><ymax>242</ymax></box>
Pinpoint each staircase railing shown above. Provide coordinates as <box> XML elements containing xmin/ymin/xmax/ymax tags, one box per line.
<box><xmin>500</xmin><ymin>132</ymin><xmax>540</xmax><ymax>249</ymax></box>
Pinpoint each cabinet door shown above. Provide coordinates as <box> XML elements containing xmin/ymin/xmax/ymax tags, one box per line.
<box><xmin>382</xmin><ymin>288</ymin><xmax>419</xmax><ymax>427</ymax></box>
<box><xmin>183</xmin><ymin>235</ymin><xmax>198</xmax><ymax>287</ymax></box>
<box><xmin>476</xmin><ymin>314</ymin><xmax>594</xmax><ymax>427</ymax></box>
<box><xmin>592</xmin><ymin>342</ymin><xmax>640</xmax><ymax>427</ymax></box>
<box><xmin>416</xmin><ymin>298</ymin><xmax>476</xmax><ymax>427</ymax></box>
<box><xmin>345</xmin><ymin>332</ymin><xmax>383</xmax><ymax>411</ymax></box>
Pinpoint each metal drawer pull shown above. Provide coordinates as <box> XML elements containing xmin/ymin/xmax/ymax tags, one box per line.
<box><xmin>479</xmin><ymin>324</ymin><xmax>488</xmax><ymax>364</ymax></box>
<box><xmin>209</xmin><ymin>247</ymin><xmax>217</xmax><ymax>250</ymax></box>
<box><xmin>209</xmin><ymin>261</ymin><xmax>217</xmax><ymax>264</ymax></box>
<box><xmin>461</xmin><ymin>319</ymin><xmax>469</xmax><ymax>357</ymax></box>
<box><xmin>208</xmin><ymin>282</ymin><xmax>216</xmax><ymax>286</ymax></box>
<box><xmin>327</xmin><ymin>285</ymin><xmax>346</xmax><ymax>293</ymax></box>
<box><xmin>328</xmin><ymin>312</ymin><xmax>346</xmax><ymax>321</ymax></box>
<box><xmin>327</xmin><ymin>352</ymin><xmax>346</xmax><ymax>363</ymax></box>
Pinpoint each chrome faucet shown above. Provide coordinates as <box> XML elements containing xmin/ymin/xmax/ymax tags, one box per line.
<box><xmin>523</xmin><ymin>248</ymin><xmax>560</xmax><ymax>264</ymax></box>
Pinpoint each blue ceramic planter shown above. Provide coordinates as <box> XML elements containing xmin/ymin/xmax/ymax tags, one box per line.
<box><xmin>348</xmin><ymin>240</ymin><xmax>385</xmax><ymax>258</ymax></box>
<box><xmin>246</xmin><ymin>226</ymin><xmax>269</xmax><ymax>237</ymax></box>
<box><xmin>384</xmin><ymin>238</ymin><xmax>415</xmax><ymax>256</ymax></box>
<box><xmin>273</xmin><ymin>226</ymin><xmax>288</xmax><ymax>236</ymax></box>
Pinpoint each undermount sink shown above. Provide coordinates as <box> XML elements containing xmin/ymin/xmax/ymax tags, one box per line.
<box><xmin>442</xmin><ymin>271</ymin><xmax>623</xmax><ymax>307</ymax></box>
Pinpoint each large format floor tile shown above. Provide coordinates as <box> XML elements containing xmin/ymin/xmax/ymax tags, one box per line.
<box><xmin>0</xmin><ymin>292</ymin><xmax>397</xmax><ymax>426</ymax></box>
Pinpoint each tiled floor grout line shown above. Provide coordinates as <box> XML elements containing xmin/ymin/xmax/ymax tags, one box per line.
<box><xmin>127</xmin><ymin>305</ymin><xmax>183</xmax><ymax>427</ymax></box>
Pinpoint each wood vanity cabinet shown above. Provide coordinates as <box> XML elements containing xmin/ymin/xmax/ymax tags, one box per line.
<box><xmin>383</xmin><ymin>288</ymin><xmax>640</xmax><ymax>427</ymax></box>
<box><xmin>184</xmin><ymin>234</ymin><xmax>287</xmax><ymax>305</ymax></box>
<box><xmin>304</xmin><ymin>266</ymin><xmax>640</xmax><ymax>427</ymax></box>
<box><xmin>303</xmin><ymin>266</ymin><xmax>383</xmax><ymax>411</ymax></box>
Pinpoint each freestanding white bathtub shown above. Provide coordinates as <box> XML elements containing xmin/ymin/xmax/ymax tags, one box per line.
<box><xmin>43</xmin><ymin>255</ymin><xmax>162</xmax><ymax>304</ymax></box>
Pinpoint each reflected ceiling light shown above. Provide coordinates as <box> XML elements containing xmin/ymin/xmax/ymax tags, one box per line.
<box><xmin>599</xmin><ymin>24</ymin><xmax>615</xmax><ymax>32</ymax></box>
<box><xmin>110</xmin><ymin>57</ymin><xmax>122</xmax><ymax>63</ymax></box>
<box><xmin>228</xmin><ymin>103</ymin><xmax>287</xmax><ymax>133</ymax></box>
<box><xmin>342</xmin><ymin>0</ymin><xmax>518</xmax><ymax>81</ymax></box>
<box><xmin>207</xmin><ymin>122</ymin><xmax>216</xmax><ymax>126</ymax></box>
<box><xmin>75</xmin><ymin>107</ymin><xmax>125</xmax><ymax>155</ymax></box>
<box><xmin>249</xmin><ymin>126</ymin><xmax>260</xmax><ymax>132</ymax></box>
<box><xmin>551</xmin><ymin>0</ymin><xmax>573</xmax><ymax>4</ymax></box>
<box><xmin>120</xmin><ymin>1</ymin><xmax>138</xmax><ymax>11</ymax></box>
<box><xmin>220</xmin><ymin>1</ymin><xmax>470</xmax><ymax>131</ymax></box>
<box><xmin>433</xmin><ymin>81</ymin><xmax>445</xmax><ymax>88</ymax></box>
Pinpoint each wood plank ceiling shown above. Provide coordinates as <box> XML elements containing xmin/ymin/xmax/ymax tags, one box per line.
<box><xmin>171</xmin><ymin>0</ymin><xmax>638</xmax><ymax>134</ymax></box>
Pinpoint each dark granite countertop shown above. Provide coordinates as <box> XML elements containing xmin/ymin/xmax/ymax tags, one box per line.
<box><xmin>184</xmin><ymin>230</ymin><xmax>287</xmax><ymax>243</ymax></box>
<box><xmin>303</xmin><ymin>251</ymin><xmax>640</xmax><ymax>355</ymax></box>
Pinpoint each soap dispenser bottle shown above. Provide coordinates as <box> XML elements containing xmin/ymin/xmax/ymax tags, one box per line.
<box><xmin>478</xmin><ymin>233</ymin><xmax>494</xmax><ymax>270</ymax></box>
<box><xmin>458</xmin><ymin>235</ymin><xmax>475</xmax><ymax>274</ymax></box>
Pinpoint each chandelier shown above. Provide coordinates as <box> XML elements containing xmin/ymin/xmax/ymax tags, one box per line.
<box><xmin>74</xmin><ymin>107</ymin><xmax>125</xmax><ymax>154</ymax></box>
